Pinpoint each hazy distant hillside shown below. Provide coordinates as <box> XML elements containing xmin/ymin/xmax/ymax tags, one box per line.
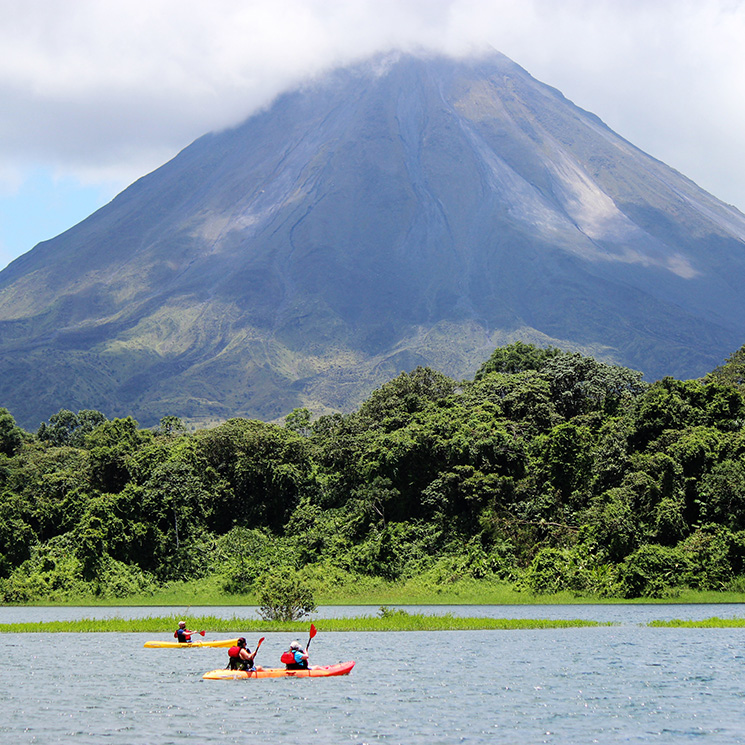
<box><xmin>1</xmin><ymin>50</ymin><xmax>745</xmax><ymax>429</ymax></box>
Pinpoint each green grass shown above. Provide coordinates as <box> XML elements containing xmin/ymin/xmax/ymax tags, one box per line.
<box><xmin>648</xmin><ymin>617</ymin><xmax>745</xmax><ymax>628</ymax></box>
<box><xmin>13</xmin><ymin>577</ymin><xmax>745</xmax><ymax>607</ymax></box>
<box><xmin>9</xmin><ymin>570</ymin><xmax>745</xmax><ymax>608</ymax></box>
<box><xmin>0</xmin><ymin>577</ymin><xmax>530</xmax><ymax>607</ymax></box>
<box><xmin>0</xmin><ymin>612</ymin><xmax>613</xmax><ymax>634</ymax></box>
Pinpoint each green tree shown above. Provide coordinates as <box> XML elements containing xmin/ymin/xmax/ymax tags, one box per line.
<box><xmin>700</xmin><ymin>380</ymin><xmax>745</xmax><ymax>430</ymax></box>
<box><xmin>707</xmin><ymin>343</ymin><xmax>745</xmax><ymax>389</ymax></box>
<box><xmin>142</xmin><ymin>455</ymin><xmax>210</xmax><ymax>572</ymax></box>
<box><xmin>591</xmin><ymin>417</ymin><xmax>632</xmax><ymax>494</ymax></box>
<box><xmin>531</xmin><ymin>422</ymin><xmax>594</xmax><ymax>505</ymax></box>
<box><xmin>475</xmin><ymin>341</ymin><xmax>561</xmax><ymax>378</ymax></box>
<box><xmin>679</xmin><ymin>525</ymin><xmax>745</xmax><ymax>590</ymax></box>
<box><xmin>698</xmin><ymin>460</ymin><xmax>745</xmax><ymax>531</ymax></box>
<box><xmin>85</xmin><ymin>417</ymin><xmax>150</xmax><ymax>493</ymax></box>
<box><xmin>355</xmin><ymin>366</ymin><xmax>456</xmax><ymax>432</ymax></box>
<box><xmin>196</xmin><ymin>419</ymin><xmax>315</xmax><ymax>532</ymax></box>
<box><xmin>540</xmin><ymin>352</ymin><xmax>646</xmax><ymax>419</ymax></box>
<box><xmin>285</xmin><ymin>408</ymin><xmax>312</xmax><ymax>436</ymax></box>
<box><xmin>620</xmin><ymin>544</ymin><xmax>688</xmax><ymax>598</ymax></box>
<box><xmin>587</xmin><ymin>487</ymin><xmax>640</xmax><ymax>561</ymax></box>
<box><xmin>520</xmin><ymin>543</ymin><xmax>617</xmax><ymax>596</ymax></box>
<box><xmin>463</xmin><ymin>371</ymin><xmax>558</xmax><ymax>434</ymax></box>
<box><xmin>666</xmin><ymin>426</ymin><xmax>723</xmax><ymax>525</ymax></box>
<box><xmin>629</xmin><ymin>378</ymin><xmax>732</xmax><ymax>448</ymax></box>
<box><xmin>38</xmin><ymin>409</ymin><xmax>107</xmax><ymax>447</ymax></box>
<box><xmin>157</xmin><ymin>416</ymin><xmax>187</xmax><ymax>437</ymax></box>
<box><xmin>256</xmin><ymin>568</ymin><xmax>317</xmax><ymax>621</ymax></box>
<box><xmin>0</xmin><ymin>493</ymin><xmax>37</xmax><ymax>575</ymax></box>
<box><xmin>7</xmin><ymin>443</ymin><xmax>93</xmax><ymax>542</ymax></box>
<box><xmin>0</xmin><ymin>408</ymin><xmax>24</xmax><ymax>456</ymax></box>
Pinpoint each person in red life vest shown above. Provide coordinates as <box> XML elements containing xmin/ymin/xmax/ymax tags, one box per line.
<box><xmin>227</xmin><ymin>638</ymin><xmax>257</xmax><ymax>671</ymax></box>
<box><xmin>174</xmin><ymin>621</ymin><xmax>194</xmax><ymax>643</ymax></box>
<box><xmin>283</xmin><ymin>640</ymin><xmax>310</xmax><ymax>670</ymax></box>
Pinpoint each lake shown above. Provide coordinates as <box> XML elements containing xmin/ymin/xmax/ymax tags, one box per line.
<box><xmin>3</xmin><ymin>605</ymin><xmax>745</xmax><ymax>744</ymax></box>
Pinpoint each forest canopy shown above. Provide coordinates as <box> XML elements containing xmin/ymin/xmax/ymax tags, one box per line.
<box><xmin>1</xmin><ymin>342</ymin><xmax>745</xmax><ymax>603</ymax></box>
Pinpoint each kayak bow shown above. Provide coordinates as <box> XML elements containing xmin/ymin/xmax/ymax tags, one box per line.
<box><xmin>202</xmin><ymin>660</ymin><xmax>355</xmax><ymax>679</ymax></box>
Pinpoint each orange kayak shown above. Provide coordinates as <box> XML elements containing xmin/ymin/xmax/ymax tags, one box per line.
<box><xmin>202</xmin><ymin>661</ymin><xmax>355</xmax><ymax>679</ymax></box>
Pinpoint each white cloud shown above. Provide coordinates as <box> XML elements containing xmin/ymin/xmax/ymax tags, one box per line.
<box><xmin>486</xmin><ymin>0</ymin><xmax>745</xmax><ymax>207</ymax></box>
<box><xmin>1</xmin><ymin>0</ymin><xmax>744</xmax><ymax>210</ymax></box>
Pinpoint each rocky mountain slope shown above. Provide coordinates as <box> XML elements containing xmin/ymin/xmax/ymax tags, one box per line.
<box><xmin>2</xmin><ymin>50</ymin><xmax>745</xmax><ymax>429</ymax></box>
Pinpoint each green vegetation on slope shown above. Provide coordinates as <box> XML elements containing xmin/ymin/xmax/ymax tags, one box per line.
<box><xmin>1</xmin><ymin>342</ymin><xmax>745</xmax><ymax>604</ymax></box>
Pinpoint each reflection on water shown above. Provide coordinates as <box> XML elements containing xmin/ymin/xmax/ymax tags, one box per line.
<box><xmin>2</xmin><ymin>625</ymin><xmax>745</xmax><ymax>744</ymax></box>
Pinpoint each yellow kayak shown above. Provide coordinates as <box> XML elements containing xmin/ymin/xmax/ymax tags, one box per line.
<box><xmin>144</xmin><ymin>638</ymin><xmax>239</xmax><ymax>648</ymax></box>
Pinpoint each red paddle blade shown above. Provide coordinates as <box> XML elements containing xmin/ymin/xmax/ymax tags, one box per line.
<box><xmin>198</xmin><ymin>630</ymin><xmax>206</xmax><ymax>636</ymax></box>
<box><xmin>309</xmin><ymin>623</ymin><xmax>317</xmax><ymax>639</ymax></box>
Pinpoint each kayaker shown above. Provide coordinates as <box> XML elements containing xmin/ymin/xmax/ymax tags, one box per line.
<box><xmin>283</xmin><ymin>640</ymin><xmax>310</xmax><ymax>670</ymax></box>
<box><xmin>174</xmin><ymin>620</ymin><xmax>194</xmax><ymax>643</ymax></box>
<box><xmin>227</xmin><ymin>638</ymin><xmax>257</xmax><ymax>671</ymax></box>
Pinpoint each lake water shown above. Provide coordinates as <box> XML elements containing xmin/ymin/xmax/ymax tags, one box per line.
<box><xmin>5</xmin><ymin>602</ymin><xmax>745</xmax><ymax>624</ymax></box>
<box><xmin>3</xmin><ymin>605</ymin><xmax>745</xmax><ymax>744</ymax></box>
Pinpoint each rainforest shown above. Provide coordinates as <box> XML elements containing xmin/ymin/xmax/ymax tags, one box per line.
<box><xmin>1</xmin><ymin>342</ymin><xmax>745</xmax><ymax>605</ymax></box>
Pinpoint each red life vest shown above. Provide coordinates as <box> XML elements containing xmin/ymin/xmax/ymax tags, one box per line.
<box><xmin>228</xmin><ymin>646</ymin><xmax>241</xmax><ymax>658</ymax></box>
<box><xmin>281</xmin><ymin>650</ymin><xmax>308</xmax><ymax>668</ymax></box>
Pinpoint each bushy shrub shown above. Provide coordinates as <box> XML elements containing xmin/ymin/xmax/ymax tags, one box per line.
<box><xmin>0</xmin><ymin>535</ymin><xmax>156</xmax><ymax>602</ymax></box>
<box><xmin>519</xmin><ymin>543</ymin><xmax>619</xmax><ymax>596</ymax></box>
<box><xmin>256</xmin><ymin>569</ymin><xmax>317</xmax><ymax>621</ymax></box>
<box><xmin>619</xmin><ymin>544</ymin><xmax>689</xmax><ymax>598</ymax></box>
<box><xmin>378</xmin><ymin>605</ymin><xmax>410</xmax><ymax>619</ymax></box>
<box><xmin>216</xmin><ymin>528</ymin><xmax>299</xmax><ymax>594</ymax></box>
<box><xmin>678</xmin><ymin>525</ymin><xmax>745</xmax><ymax>590</ymax></box>
<box><xmin>92</xmin><ymin>555</ymin><xmax>156</xmax><ymax>598</ymax></box>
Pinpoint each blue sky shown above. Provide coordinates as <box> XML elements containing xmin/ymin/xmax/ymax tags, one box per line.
<box><xmin>0</xmin><ymin>170</ymin><xmax>118</xmax><ymax>266</ymax></box>
<box><xmin>2</xmin><ymin>0</ymin><xmax>745</xmax><ymax>272</ymax></box>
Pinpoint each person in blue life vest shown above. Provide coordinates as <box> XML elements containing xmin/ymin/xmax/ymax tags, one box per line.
<box><xmin>227</xmin><ymin>638</ymin><xmax>257</xmax><ymax>671</ymax></box>
<box><xmin>174</xmin><ymin>621</ymin><xmax>194</xmax><ymax>643</ymax></box>
<box><xmin>284</xmin><ymin>640</ymin><xmax>310</xmax><ymax>670</ymax></box>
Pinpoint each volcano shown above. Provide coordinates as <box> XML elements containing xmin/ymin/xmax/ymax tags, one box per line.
<box><xmin>2</xmin><ymin>50</ymin><xmax>745</xmax><ymax>429</ymax></box>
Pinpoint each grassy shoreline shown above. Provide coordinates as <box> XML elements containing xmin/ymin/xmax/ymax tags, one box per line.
<box><xmin>6</xmin><ymin>576</ymin><xmax>745</xmax><ymax>607</ymax></box>
<box><xmin>0</xmin><ymin>613</ymin><xmax>613</xmax><ymax>634</ymax></box>
<box><xmin>648</xmin><ymin>617</ymin><xmax>745</xmax><ymax>628</ymax></box>
<box><xmin>5</xmin><ymin>581</ymin><xmax>745</xmax><ymax>631</ymax></box>
<box><xmin>6</xmin><ymin>614</ymin><xmax>745</xmax><ymax>632</ymax></box>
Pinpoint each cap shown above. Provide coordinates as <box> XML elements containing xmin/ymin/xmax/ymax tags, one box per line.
<box><xmin>290</xmin><ymin>640</ymin><xmax>301</xmax><ymax>650</ymax></box>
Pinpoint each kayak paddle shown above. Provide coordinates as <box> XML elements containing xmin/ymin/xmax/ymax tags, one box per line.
<box><xmin>307</xmin><ymin>623</ymin><xmax>317</xmax><ymax>651</ymax></box>
<box><xmin>253</xmin><ymin>636</ymin><xmax>265</xmax><ymax>662</ymax></box>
